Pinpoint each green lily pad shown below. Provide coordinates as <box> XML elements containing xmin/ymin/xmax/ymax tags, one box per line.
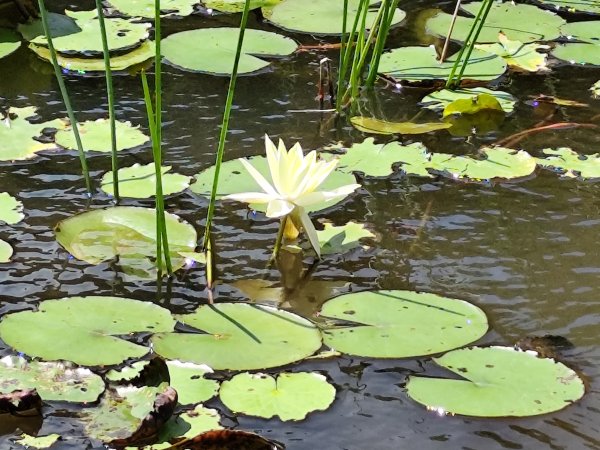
<box><xmin>536</xmin><ymin>147</ymin><xmax>600</xmax><ymax>179</ymax></box>
<box><xmin>0</xmin><ymin>28</ymin><xmax>20</xmax><ymax>60</ymax></box>
<box><xmin>319</xmin><ymin>290</ymin><xmax>488</xmax><ymax>358</ymax></box>
<box><xmin>30</xmin><ymin>10</ymin><xmax>150</xmax><ymax>56</ymax></box>
<box><xmin>220</xmin><ymin>372</ymin><xmax>335</xmax><ymax>421</ymax></box>
<box><xmin>107</xmin><ymin>0</ymin><xmax>199</xmax><ymax>18</ymax></box>
<box><xmin>378</xmin><ymin>46</ymin><xmax>507</xmax><ymax>83</ymax></box>
<box><xmin>552</xmin><ymin>42</ymin><xmax>600</xmax><ymax>65</ymax></box>
<box><xmin>0</xmin><ymin>239</ymin><xmax>13</xmax><ymax>263</ymax></box>
<box><xmin>426</xmin><ymin>2</ymin><xmax>565</xmax><ymax>43</ymax></box>
<box><xmin>262</xmin><ymin>0</ymin><xmax>406</xmax><ymax>35</ymax></box>
<box><xmin>105</xmin><ymin>361</ymin><xmax>150</xmax><ymax>383</ymax></box>
<box><xmin>101</xmin><ymin>164</ymin><xmax>190</xmax><ymax>199</ymax></box>
<box><xmin>407</xmin><ymin>346</ymin><xmax>585</xmax><ymax>417</ymax></box>
<box><xmin>55</xmin><ymin>119</ymin><xmax>149</xmax><ymax>153</ymax></box>
<box><xmin>152</xmin><ymin>303</ymin><xmax>322</xmax><ymax>370</ymax></box>
<box><xmin>0</xmin><ymin>106</ymin><xmax>66</xmax><ymax>161</ymax></box>
<box><xmin>350</xmin><ymin>117</ymin><xmax>451</xmax><ymax>135</ymax></box>
<box><xmin>317</xmin><ymin>221</ymin><xmax>375</xmax><ymax>255</ymax></box>
<box><xmin>476</xmin><ymin>34</ymin><xmax>549</xmax><ymax>72</ymax></box>
<box><xmin>15</xmin><ymin>434</ymin><xmax>61</xmax><ymax>449</ymax></box>
<box><xmin>54</xmin><ymin>206</ymin><xmax>197</xmax><ymax>276</ymax></box>
<box><xmin>0</xmin><ymin>355</ymin><xmax>104</xmax><ymax>403</ymax></box>
<box><xmin>0</xmin><ymin>193</ymin><xmax>24</xmax><ymax>224</ymax></box>
<box><xmin>443</xmin><ymin>93</ymin><xmax>504</xmax><ymax>117</ymax></box>
<box><xmin>29</xmin><ymin>40</ymin><xmax>155</xmax><ymax>73</ymax></box>
<box><xmin>162</xmin><ymin>28</ymin><xmax>297</xmax><ymax>75</ymax></box>
<box><xmin>191</xmin><ymin>156</ymin><xmax>357</xmax><ymax>212</ymax></box>
<box><xmin>421</xmin><ymin>88</ymin><xmax>516</xmax><ymax>114</ymax></box>
<box><xmin>559</xmin><ymin>21</ymin><xmax>600</xmax><ymax>44</ymax></box>
<box><xmin>444</xmin><ymin>109</ymin><xmax>505</xmax><ymax>136</ymax></box>
<box><xmin>204</xmin><ymin>0</ymin><xmax>278</xmax><ymax>13</ymax></box>
<box><xmin>18</xmin><ymin>12</ymin><xmax>81</xmax><ymax>41</ymax></box>
<box><xmin>592</xmin><ymin>80</ymin><xmax>600</xmax><ymax>97</ymax></box>
<box><xmin>0</xmin><ymin>297</ymin><xmax>175</xmax><ymax>366</ymax></box>
<box><xmin>537</xmin><ymin>0</ymin><xmax>600</xmax><ymax>15</ymax></box>
<box><xmin>167</xmin><ymin>361</ymin><xmax>219</xmax><ymax>405</ymax></box>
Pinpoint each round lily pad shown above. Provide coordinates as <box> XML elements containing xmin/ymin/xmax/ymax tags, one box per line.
<box><xmin>55</xmin><ymin>119</ymin><xmax>149</xmax><ymax>153</ymax></box>
<box><xmin>319</xmin><ymin>290</ymin><xmax>488</xmax><ymax>358</ymax></box>
<box><xmin>262</xmin><ymin>0</ymin><xmax>406</xmax><ymax>35</ymax></box>
<box><xmin>0</xmin><ymin>355</ymin><xmax>104</xmax><ymax>403</ymax></box>
<box><xmin>559</xmin><ymin>21</ymin><xmax>600</xmax><ymax>44</ymax></box>
<box><xmin>378</xmin><ymin>46</ymin><xmax>507</xmax><ymax>83</ymax></box>
<box><xmin>166</xmin><ymin>361</ymin><xmax>219</xmax><ymax>405</ymax></box>
<box><xmin>220</xmin><ymin>372</ymin><xmax>335</xmax><ymax>421</ymax></box>
<box><xmin>350</xmin><ymin>117</ymin><xmax>451</xmax><ymax>135</ymax></box>
<box><xmin>0</xmin><ymin>296</ymin><xmax>176</xmax><ymax>366</ymax></box>
<box><xmin>203</xmin><ymin>0</ymin><xmax>277</xmax><ymax>13</ymax></box>
<box><xmin>407</xmin><ymin>346</ymin><xmax>585</xmax><ymax>417</ymax></box>
<box><xmin>536</xmin><ymin>147</ymin><xmax>600</xmax><ymax>179</ymax></box>
<box><xmin>552</xmin><ymin>43</ymin><xmax>600</xmax><ymax>66</ymax></box>
<box><xmin>162</xmin><ymin>28</ymin><xmax>297</xmax><ymax>75</ymax></box>
<box><xmin>0</xmin><ymin>193</ymin><xmax>24</xmax><ymax>225</ymax></box>
<box><xmin>442</xmin><ymin>93</ymin><xmax>504</xmax><ymax>117</ymax></box>
<box><xmin>421</xmin><ymin>88</ymin><xmax>516</xmax><ymax>114</ymax></box>
<box><xmin>0</xmin><ymin>28</ymin><xmax>20</xmax><ymax>60</ymax></box>
<box><xmin>101</xmin><ymin>164</ymin><xmax>190</xmax><ymax>198</ymax></box>
<box><xmin>0</xmin><ymin>239</ymin><xmax>13</xmax><ymax>263</ymax></box>
<box><xmin>107</xmin><ymin>0</ymin><xmax>200</xmax><ymax>18</ymax></box>
<box><xmin>536</xmin><ymin>0</ymin><xmax>600</xmax><ymax>15</ymax></box>
<box><xmin>152</xmin><ymin>303</ymin><xmax>322</xmax><ymax>370</ymax></box>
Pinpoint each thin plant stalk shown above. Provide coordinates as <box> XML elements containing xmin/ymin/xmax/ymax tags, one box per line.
<box><xmin>365</xmin><ymin>0</ymin><xmax>400</xmax><ymax>86</ymax></box>
<box><xmin>271</xmin><ymin>217</ymin><xmax>286</xmax><ymax>261</ymax></box>
<box><xmin>37</xmin><ymin>0</ymin><xmax>92</xmax><ymax>195</ymax></box>
<box><xmin>94</xmin><ymin>0</ymin><xmax>119</xmax><ymax>203</ymax></box>
<box><xmin>346</xmin><ymin>0</ymin><xmax>369</xmax><ymax>100</ymax></box>
<box><xmin>439</xmin><ymin>0</ymin><xmax>462</xmax><ymax>63</ymax></box>
<box><xmin>336</xmin><ymin>0</ymin><xmax>365</xmax><ymax>112</ymax></box>
<box><xmin>335</xmin><ymin>0</ymin><xmax>348</xmax><ymax>107</ymax></box>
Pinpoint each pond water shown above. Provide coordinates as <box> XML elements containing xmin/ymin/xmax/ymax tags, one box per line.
<box><xmin>0</xmin><ymin>0</ymin><xmax>599</xmax><ymax>449</ymax></box>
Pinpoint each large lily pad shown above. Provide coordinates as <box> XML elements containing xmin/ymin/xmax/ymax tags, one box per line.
<box><xmin>0</xmin><ymin>193</ymin><xmax>24</xmax><ymax>224</ymax></box>
<box><xmin>317</xmin><ymin>221</ymin><xmax>374</xmax><ymax>255</ymax></box>
<box><xmin>552</xmin><ymin>42</ymin><xmax>600</xmax><ymax>65</ymax></box>
<box><xmin>191</xmin><ymin>156</ymin><xmax>357</xmax><ymax>212</ymax></box>
<box><xmin>220</xmin><ymin>372</ymin><xmax>335</xmax><ymax>421</ymax></box>
<box><xmin>101</xmin><ymin>164</ymin><xmax>190</xmax><ymax>198</ymax></box>
<box><xmin>442</xmin><ymin>93</ymin><xmax>504</xmax><ymax>117</ymax></box>
<box><xmin>162</xmin><ymin>28</ymin><xmax>297</xmax><ymax>75</ymax></box>
<box><xmin>107</xmin><ymin>0</ymin><xmax>200</xmax><ymax>18</ymax></box>
<box><xmin>0</xmin><ymin>296</ymin><xmax>176</xmax><ymax>366</ymax></box>
<box><xmin>152</xmin><ymin>303</ymin><xmax>322</xmax><ymax>370</ymax></box>
<box><xmin>0</xmin><ymin>106</ymin><xmax>66</xmax><ymax>161</ymax></box>
<box><xmin>204</xmin><ymin>0</ymin><xmax>278</xmax><ymax>13</ymax></box>
<box><xmin>536</xmin><ymin>147</ymin><xmax>600</xmax><ymax>179</ymax></box>
<box><xmin>0</xmin><ymin>240</ymin><xmax>13</xmax><ymax>263</ymax></box>
<box><xmin>54</xmin><ymin>206</ymin><xmax>197</xmax><ymax>276</ymax></box>
<box><xmin>166</xmin><ymin>361</ymin><xmax>219</xmax><ymax>405</ymax></box>
<box><xmin>378</xmin><ymin>46</ymin><xmax>507</xmax><ymax>83</ymax></box>
<box><xmin>55</xmin><ymin>119</ymin><xmax>149</xmax><ymax>153</ymax></box>
<box><xmin>0</xmin><ymin>28</ymin><xmax>20</xmax><ymax>60</ymax></box>
<box><xmin>421</xmin><ymin>88</ymin><xmax>516</xmax><ymax>113</ymax></box>
<box><xmin>319</xmin><ymin>290</ymin><xmax>488</xmax><ymax>358</ymax></box>
<box><xmin>350</xmin><ymin>117</ymin><xmax>451</xmax><ymax>135</ymax></box>
<box><xmin>0</xmin><ymin>355</ymin><xmax>104</xmax><ymax>403</ymax></box>
<box><xmin>407</xmin><ymin>346</ymin><xmax>585</xmax><ymax>417</ymax></box>
<box><xmin>536</xmin><ymin>0</ymin><xmax>600</xmax><ymax>15</ymax></box>
<box><xmin>262</xmin><ymin>0</ymin><xmax>406</xmax><ymax>35</ymax></box>
<box><xmin>426</xmin><ymin>2</ymin><xmax>565</xmax><ymax>43</ymax></box>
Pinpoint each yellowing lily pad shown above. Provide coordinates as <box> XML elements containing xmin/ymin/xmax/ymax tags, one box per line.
<box><xmin>0</xmin><ymin>193</ymin><xmax>24</xmax><ymax>225</ymax></box>
<box><xmin>350</xmin><ymin>117</ymin><xmax>451</xmax><ymax>135</ymax></box>
<box><xmin>0</xmin><ymin>28</ymin><xmax>20</xmax><ymax>60</ymax></box>
<box><xmin>15</xmin><ymin>434</ymin><xmax>61</xmax><ymax>449</ymax></box>
<box><xmin>536</xmin><ymin>147</ymin><xmax>600</xmax><ymax>179</ymax></box>
<box><xmin>443</xmin><ymin>93</ymin><xmax>504</xmax><ymax>117</ymax></box>
<box><xmin>421</xmin><ymin>88</ymin><xmax>516</xmax><ymax>114</ymax></box>
<box><xmin>101</xmin><ymin>164</ymin><xmax>190</xmax><ymax>198</ymax></box>
<box><xmin>107</xmin><ymin>0</ymin><xmax>200</xmax><ymax>18</ymax></box>
<box><xmin>592</xmin><ymin>80</ymin><xmax>600</xmax><ymax>97</ymax></box>
<box><xmin>55</xmin><ymin>119</ymin><xmax>149</xmax><ymax>153</ymax></box>
<box><xmin>476</xmin><ymin>33</ymin><xmax>549</xmax><ymax>72</ymax></box>
<box><xmin>317</xmin><ymin>221</ymin><xmax>374</xmax><ymax>255</ymax></box>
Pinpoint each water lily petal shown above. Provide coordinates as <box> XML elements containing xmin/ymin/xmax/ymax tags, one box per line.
<box><xmin>295</xmin><ymin>183</ymin><xmax>360</xmax><ymax>207</ymax></box>
<box><xmin>289</xmin><ymin>151</ymin><xmax>318</xmax><ymax>198</ymax></box>
<box><xmin>239</xmin><ymin>158</ymin><xmax>278</xmax><ymax>196</ymax></box>
<box><xmin>266</xmin><ymin>199</ymin><xmax>295</xmax><ymax>218</ymax></box>
<box><xmin>224</xmin><ymin>192</ymin><xmax>275</xmax><ymax>204</ymax></box>
<box><xmin>298</xmin><ymin>207</ymin><xmax>321</xmax><ymax>258</ymax></box>
<box><xmin>302</xmin><ymin>159</ymin><xmax>339</xmax><ymax>193</ymax></box>
<box><xmin>265</xmin><ymin>135</ymin><xmax>283</xmax><ymax>193</ymax></box>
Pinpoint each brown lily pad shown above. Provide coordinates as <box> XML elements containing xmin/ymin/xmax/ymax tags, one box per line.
<box><xmin>166</xmin><ymin>429</ymin><xmax>284</xmax><ymax>450</ymax></box>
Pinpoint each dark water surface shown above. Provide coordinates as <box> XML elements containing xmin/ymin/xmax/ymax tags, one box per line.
<box><xmin>0</xmin><ymin>1</ymin><xmax>599</xmax><ymax>449</ymax></box>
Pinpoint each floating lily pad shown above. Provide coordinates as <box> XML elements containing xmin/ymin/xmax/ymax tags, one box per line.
<box><xmin>0</xmin><ymin>239</ymin><xmax>13</xmax><ymax>263</ymax></box>
<box><xmin>55</xmin><ymin>119</ymin><xmax>149</xmax><ymax>153</ymax></box>
<box><xmin>592</xmin><ymin>80</ymin><xmax>600</xmax><ymax>97</ymax></box>
<box><xmin>204</xmin><ymin>0</ymin><xmax>278</xmax><ymax>13</ymax></box>
<box><xmin>166</xmin><ymin>361</ymin><xmax>219</xmax><ymax>405</ymax></box>
<box><xmin>101</xmin><ymin>164</ymin><xmax>190</xmax><ymax>198</ymax></box>
<box><xmin>220</xmin><ymin>372</ymin><xmax>335</xmax><ymax>421</ymax></box>
<box><xmin>443</xmin><ymin>93</ymin><xmax>504</xmax><ymax>117</ymax></box>
<box><xmin>378</xmin><ymin>46</ymin><xmax>506</xmax><ymax>83</ymax></box>
<box><xmin>18</xmin><ymin>12</ymin><xmax>81</xmax><ymax>41</ymax></box>
<box><xmin>262</xmin><ymin>0</ymin><xmax>406</xmax><ymax>35</ymax></box>
<box><xmin>0</xmin><ymin>356</ymin><xmax>104</xmax><ymax>403</ymax></box>
<box><xmin>350</xmin><ymin>117</ymin><xmax>451</xmax><ymax>135</ymax></box>
<box><xmin>319</xmin><ymin>290</ymin><xmax>488</xmax><ymax>358</ymax></box>
<box><xmin>552</xmin><ymin>42</ymin><xmax>600</xmax><ymax>65</ymax></box>
<box><xmin>536</xmin><ymin>0</ymin><xmax>600</xmax><ymax>15</ymax></box>
<box><xmin>0</xmin><ymin>106</ymin><xmax>66</xmax><ymax>161</ymax></box>
<box><xmin>317</xmin><ymin>221</ymin><xmax>374</xmax><ymax>255</ymax></box>
<box><xmin>421</xmin><ymin>88</ymin><xmax>516</xmax><ymax>113</ymax></box>
<box><xmin>559</xmin><ymin>21</ymin><xmax>600</xmax><ymax>44</ymax></box>
<box><xmin>162</xmin><ymin>28</ymin><xmax>297</xmax><ymax>75</ymax></box>
<box><xmin>106</xmin><ymin>361</ymin><xmax>151</xmax><ymax>383</ymax></box>
<box><xmin>108</xmin><ymin>0</ymin><xmax>200</xmax><ymax>18</ymax></box>
<box><xmin>152</xmin><ymin>303</ymin><xmax>322</xmax><ymax>370</ymax></box>
<box><xmin>476</xmin><ymin>34</ymin><xmax>549</xmax><ymax>72</ymax></box>
<box><xmin>443</xmin><ymin>147</ymin><xmax>535</xmax><ymax>181</ymax></box>
<box><xmin>0</xmin><ymin>193</ymin><xmax>24</xmax><ymax>224</ymax></box>
<box><xmin>191</xmin><ymin>156</ymin><xmax>356</xmax><ymax>212</ymax></box>
<box><xmin>536</xmin><ymin>147</ymin><xmax>600</xmax><ymax>179</ymax></box>
<box><xmin>54</xmin><ymin>206</ymin><xmax>197</xmax><ymax>276</ymax></box>
<box><xmin>15</xmin><ymin>433</ymin><xmax>60</xmax><ymax>449</ymax></box>
<box><xmin>426</xmin><ymin>2</ymin><xmax>565</xmax><ymax>43</ymax></box>
<box><xmin>0</xmin><ymin>28</ymin><xmax>20</xmax><ymax>60</ymax></box>
<box><xmin>444</xmin><ymin>109</ymin><xmax>505</xmax><ymax>136</ymax></box>
<box><xmin>407</xmin><ymin>346</ymin><xmax>585</xmax><ymax>417</ymax></box>
<box><xmin>0</xmin><ymin>296</ymin><xmax>175</xmax><ymax>366</ymax></box>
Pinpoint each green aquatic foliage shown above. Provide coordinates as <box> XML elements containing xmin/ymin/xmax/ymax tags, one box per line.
<box><xmin>551</xmin><ymin>21</ymin><xmax>600</xmax><ymax>66</ymax></box>
<box><xmin>151</xmin><ymin>303</ymin><xmax>322</xmax><ymax>370</ymax></box>
<box><xmin>378</xmin><ymin>46</ymin><xmax>506</xmax><ymax>83</ymax></box>
<box><xmin>55</xmin><ymin>119</ymin><xmax>149</xmax><ymax>153</ymax></box>
<box><xmin>319</xmin><ymin>290</ymin><xmax>488</xmax><ymax>358</ymax></box>
<box><xmin>407</xmin><ymin>346</ymin><xmax>585</xmax><ymax>417</ymax></box>
<box><xmin>101</xmin><ymin>164</ymin><xmax>190</xmax><ymax>199</ymax></box>
<box><xmin>15</xmin><ymin>434</ymin><xmax>60</xmax><ymax>449</ymax></box>
<box><xmin>18</xmin><ymin>12</ymin><xmax>81</xmax><ymax>41</ymax></box>
<box><xmin>262</xmin><ymin>0</ymin><xmax>406</xmax><ymax>35</ymax></box>
<box><xmin>107</xmin><ymin>0</ymin><xmax>200</xmax><ymax>18</ymax></box>
<box><xmin>161</xmin><ymin>28</ymin><xmax>297</xmax><ymax>75</ymax></box>
<box><xmin>475</xmin><ymin>34</ymin><xmax>549</xmax><ymax>72</ymax></box>
<box><xmin>536</xmin><ymin>0</ymin><xmax>600</xmax><ymax>15</ymax></box>
<box><xmin>220</xmin><ymin>372</ymin><xmax>336</xmax><ymax>420</ymax></box>
<box><xmin>426</xmin><ymin>2</ymin><xmax>565</xmax><ymax>43</ymax></box>
<box><xmin>592</xmin><ymin>80</ymin><xmax>600</xmax><ymax>97</ymax></box>
<box><xmin>421</xmin><ymin>88</ymin><xmax>516</xmax><ymax>114</ymax></box>
<box><xmin>0</xmin><ymin>355</ymin><xmax>104</xmax><ymax>403</ymax></box>
<box><xmin>442</xmin><ymin>93</ymin><xmax>504</xmax><ymax>117</ymax></box>
<box><xmin>317</xmin><ymin>221</ymin><xmax>375</xmax><ymax>255</ymax></box>
<box><xmin>203</xmin><ymin>0</ymin><xmax>278</xmax><ymax>13</ymax></box>
<box><xmin>536</xmin><ymin>147</ymin><xmax>600</xmax><ymax>179</ymax></box>
<box><xmin>0</xmin><ymin>240</ymin><xmax>13</xmax><ymax>263</ymax></box>
<box><xmin>0</xmin><ymin>28</ymin><xmax>20</xmax><ymax>60</ymax></box>
<box><xmin>350</xmin><ymin>117</ymin><xmax>452</xmax><ymax>135</ymax></box>
<box><xmin>166</xmin><ymin>361</ymin><xmax>219</xmax><ymax>405</ymax></box>
<box><xmin>105</xmin><ymin>361</ymin><xmax>150</xmax><ymax>383</ymax></box>
<box><xmin>0</xmin><ymin>296</ymin><xmax>175</xmax><ymax>366</ymax></box>
<box><xmin>0</xmin><ymin>193</ymin><xmax>24</xmax><ymax>225</ymax></box>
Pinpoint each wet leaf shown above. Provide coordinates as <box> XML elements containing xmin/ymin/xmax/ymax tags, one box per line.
<box><xmin>0</xmin><ymin>239</ymin><xmax>13</xmax><ymax>263</ymax></box>
<box><xmin>407</xmin><ymin>346</ymin><xmax>585</xmax><ymax>417</ymax></box>
<box><xmin>55</xmin><ymin>119</ymin><xmax>149</xmax><ymax>153</ymax></box>
<box><xmin>107</xmin><ymin>0</ymin><xmax>200</xmax><ymax>18</ymax></box>
<box><xmin>537</xmin><ymin>0</ymin><xmax>600</xmax><ymax>14</ymax></box>
<box><xmin>444</xmin><ymin>109</ymin><xmax>505</xmax><ymax>136</ymax></box>
<box><xmin>220</xmin><ymin>372</ymin><xmax>335</xmax><ymax>420</ymax></box>
<box><xmin>15</xmin><ymin>433</ymin><xmax>60</xmax><ymax>449</ymax></box>
<box><xmin>0</xmin><ymin>296</ymin><xmax>175</xmax><ymax>366</ymax></box>
<box><xmin>167</xmin><ymin>429</ymin><xmax>283</xmax><ymax>450</ymax></box>
<box><xmin>152</xmin><ymin>303</ymin><xmax>322</xmax><ymax>370</ymax></box>
<box><xmin>319</xmin><ymin>290</ymin><xmax>488</xmax><ymax>358</ymax></box>
<box><xmin>552</xmin><ymin>42</ymin><xmax>600</xmax><ymax>66</ymax></box>
<box><xmin>421</xmin><ymin>88</ymin><xmax>516</xmax><ymax>113</ymax></box>
<box><xmin>476</xmin><ymin>33</ymin><xmax>549</xmax><ymax>72</ymax></box>
<box><xmin>18</xmin><ymin>12</ymin><xmax>81</xmax><ymax>41</ymax></box>
<box><xmin>350</xmin><ymin>117</ymin><xmax>451</xmax><ymax>135</ymax></box>
<box><xmin>536</xmin><ymin>147</ymin><xmax>600</xmax><ymax>179</ymax></box>
<box><xmin>592</xmin><ymin>80</ymin><xmax>600</xmax><ymax>98</ymax></box>
<box><xmin>0</xmin><ymin>192</ymin><xmax>23</xmax><ymax>225</ymax></box>
<box><xmin>162</xmin><ymin>28</ymin><xmax>297</xmax><ymax>75</ymax></box>
<box><xmin>317</xmin><ymin>221</ymin><xmax>374</xmax><ymax>255</ymax></box>
<box><xmin>443</xmin><ymin>93</ymin><xmax>504</xmax><ymax>117</ymax></box>
<box><xmin>0</xmin><ymin>28</ymin><xmax>20</xmax><ymax>60</ymax></box>
<box><xmin>559</xmin><ymin>21</ymin><xmax>600</xmax><ymax>44</ymax></box>
<box><xmin>203</xmin><ymin>0</ymin><xmax>279</xmax><ymax>13</ymax></box>
<box><xmin>166</xmin><ymin>361</ymin><xmax>219</xmax><ymax>405</ymax></box>
<box><xmin>101</xmin><ymin>164</ymin><xmax>190</xmax><ymax>199</ymax></box>
<box><xmin>262</xmin><ymin>0</ymin><xmax>406</xmax><ymax>35</ymax></box>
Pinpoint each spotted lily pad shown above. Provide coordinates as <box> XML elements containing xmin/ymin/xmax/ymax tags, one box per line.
<box><xmin>0</xmin><ymin>240</ymin><xmax>13</xmax><ymax>263</ymax></box>
<box><xmin>537</xmin><ymin>0</ymin><xmax>600</xmax><ymax>15</ymax></box>
<box><xmin>426</xmin><ymin>2</ymin><xmax>565</xmax><ymax>43</ymax></box>
<box><xmin>15</xmin><ymin>434</ymin><xmax>60</xmax><ymax>449</ymax></box>
<box><xmin>0</xmin><ymin>193</ymin><xmax>24</xmax><ymax>224</ymax></box>
<box><xmin>350</xmin><ymin>117</ymin><xmax>451</xmax><ymax>135</ymax></box>
<box><xmin>319</xmin><ymin>290</ymin><xmax>488</xmax><ymax>358</ymax></box>
<box><xmin>55</xmin><ymin>119</ymin><xmax>149</xmax><ymax>153</ymax></box>
<box><xmin>421</xmin><ymin>88</ymin><xmax>516</xmax><ymax>114</ymax></box>
<box><xmin>166</xmin><ymin>361</ymin><xmax>219</xmax><ymax>405</ymax></box>
<box><xmin>536</xmin><ymin>147</ymin><xmax>600</xmax><ymax>179</ymax></box>
<box><xmin>262</xmin><ymin>0</ymin><xmax>406</xmax><ymax>35</ymax></box>
<box><xmin>0</xmin><ymin>356</ymin><xmax>104</xmax><ymax>403</ymax></box>
<box><xmin>476</xmin><ymin>33</ymin><xmax>549</xmax><ymax>72</ymax></box>
<box><xmin>107</xmin><ymin>0</ymin><xmax>200</xmax><ymax>18</ymax></box>
<box><xmin>407</xmin><ymin>346</ymin><xmax>585</xmax><ymax>417</ymax></box>
<box><xmin>162</xmin><ymin>28</ymin><xmax>297</xmax><ymax>75</ymax></box>
<box><xmin>0</xmin><ymin>28</ymin><xmax>20</xmax><ymax>60</ymax></box>
<box><xmin>592</xmin><ymin>80</ymin><xmax>600</xmax><ymax>97</ymax></box>
<box><xmin>220</xmin><ymin>372</ymin><xmax>335</xmax><ymax>420</ymax></box>
<box><xmin>0</xmin><ymin>296</ymin><xmax>175</xmax><ymax>366</ymax></box>
<box><xmin>442</xmin><ymin>93</ymin><xmax>504</xmax><ymax>117</ymax></box>
<box><xmin>152</xmin><ymin>303</ymin><xmax>322</xmax><ymax>370</ymax></box>
<box><xmin>317</xmin><ymin>221</ymin><xmax>374</xmax><ymax>255</ymax></box>
<box><xmin>101</xmin><ymin>164</ymin><xmax>190</xmax><ymax>198</ymax></box>
<box><xmin>378</xmin><ymin>46</ymin><xmax>507</xmax><ymax>84</ymax></box>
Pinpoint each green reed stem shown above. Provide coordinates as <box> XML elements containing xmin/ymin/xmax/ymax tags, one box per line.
<box><xmin>37</xmin><ymin>0</ymin><xmax>92</xmax><ymax>195</ymax></box>
<box><xmin>365</xmin><ymin>0</ymin><xmax>399</xmax><ymax>86</ymax></box>
<box><xmin>336</xmin><ymin>0</ymin><xmax>348</xmax><ymax>107</ymax></box>
<box><xmin>202</xmin><ymin>0</ymin><xmax>252</xmax><ymax>251</ymax></box>
<box><xmin>95</xmin><ymin>0</ymin><xmax>119</xmax><ymax>203</ymax></box>
<box><xmin>336</xmin><ymin>0</ymin><xmax>364</xmax><ymax>112</ymax></box>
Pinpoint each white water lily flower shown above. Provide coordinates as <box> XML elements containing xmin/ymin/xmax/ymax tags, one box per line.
<box><xmin>225</xmin><ymin>135</ymin><xmax>360</xmax><ymax>257</ymax></box>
